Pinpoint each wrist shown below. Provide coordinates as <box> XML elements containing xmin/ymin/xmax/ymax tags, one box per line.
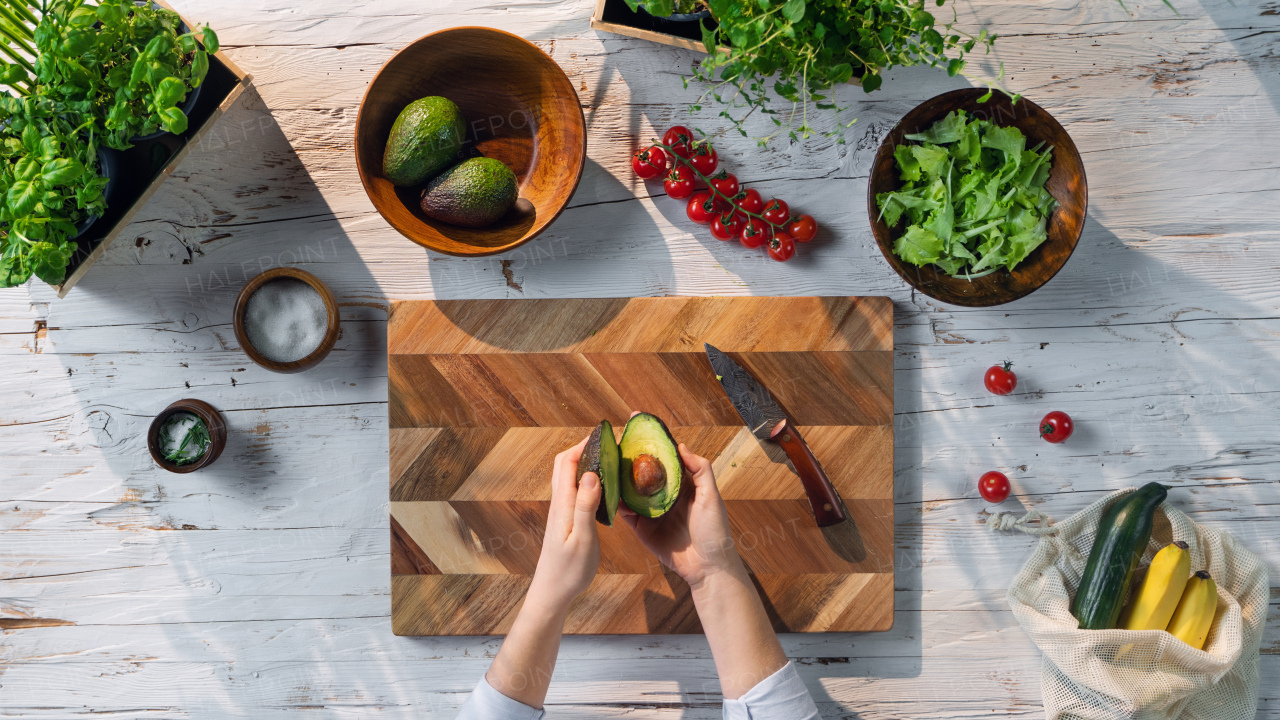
<box><xmin>687</xmin><ymin>559</ymin><xmax>750</xmax><ymax>601</ymax></box>
<box><xmin>525</xmin><ymin>573</ymin><xmax>576</xmax><ymax>617</ymax></box>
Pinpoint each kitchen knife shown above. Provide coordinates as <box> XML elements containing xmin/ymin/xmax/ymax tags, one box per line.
<box><xmin>704</xmin><ymin>343</ymin><xmax>846</xmax><ymax>527</ymax></box>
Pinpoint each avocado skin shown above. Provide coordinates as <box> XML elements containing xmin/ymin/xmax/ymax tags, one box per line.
<box><xmin>382</xmin><ymin>96</ymin><xmax>465</xmax><ymax>187</ymax></box>
<box><xmin>420</xmin><ymin>157</ymin><xmax>518</xmax><ymax>228</ymax></box>
<box><xmin>579</xmin><ymin>420</ymin><xmax>621</xmax><ymax>526</ymax></box>
<box><xmin>619</xmin><ymin>413</ymin><xmax>683</xmax><ymax>518</ymax></box>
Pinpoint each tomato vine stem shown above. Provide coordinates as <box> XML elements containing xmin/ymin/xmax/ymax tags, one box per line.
<box><xmin>653</xmin><ymin>139</ymin><xmax>789</xmax><ymax>231</ymax></box>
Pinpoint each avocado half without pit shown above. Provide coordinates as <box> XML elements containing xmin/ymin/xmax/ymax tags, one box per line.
<box><xmin>619</xmin><ymin>412</ymin><xmax>682</xmax><ymax>519</ymax></box>
<box><xmin>578</xmin><ymin>420</ymin><xmax>621</xmax><ymax>526</ymax></box>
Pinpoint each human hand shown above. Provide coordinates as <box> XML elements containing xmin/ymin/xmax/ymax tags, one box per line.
<box><xmin>527</xmin><ymin>436</ymin><xmax>601</xmax><ymax>613</ymax></box>
<box><xmin>619</xmin><ymin>442</ymin><xmax>745</xmax><ymax>590</ymax></box>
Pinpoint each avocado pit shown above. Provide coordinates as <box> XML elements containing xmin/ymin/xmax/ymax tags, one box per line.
<box><xmin>631</xmin><ymin>453</ymin><xmax>667</xmax><ymax>496</ymax></box>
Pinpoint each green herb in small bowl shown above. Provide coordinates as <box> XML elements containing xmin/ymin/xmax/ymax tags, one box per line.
<box><xmin>159</xmin><ymin>411</ymin><xmax>211</xmax><ymax>465</ymax></box>
<box><xmin>877</xmin><ymin>109</ymin><xmax>1057</xmax><ymax>279</ymax></box>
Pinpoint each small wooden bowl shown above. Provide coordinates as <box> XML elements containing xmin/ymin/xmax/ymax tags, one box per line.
<box><xmin>233</xmin><ymin>267</ymin><xmax>340</xmax><ymax>373</ymax></box>
<box><xmin>868</xmin><ymin>89</ymin><xmax>1088</xmax><ymax>307</ymax></box>
<box><xmin>355</xmin><ymin>27</ymin><xmax>586</xmax><ymax>257</ymax></box>
<box><xmin>148</xmin><ymin>399</ymin><xmax>228</xmax><ymax>473</ymax></box>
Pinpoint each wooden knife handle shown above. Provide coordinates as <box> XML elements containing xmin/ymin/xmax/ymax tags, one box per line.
<box><xmin>770</xmin><ymin>419</ymin><xmax>846</xmax><ymax>527</ymax></box>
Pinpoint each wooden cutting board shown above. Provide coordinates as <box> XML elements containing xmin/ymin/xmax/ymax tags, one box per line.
<box><xmin>388</xmin><ymin>296</ymin><xmax>894</xmax><ymax>635</ymax></box>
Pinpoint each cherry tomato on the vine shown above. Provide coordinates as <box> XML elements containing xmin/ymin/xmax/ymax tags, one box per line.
<box><xmin>689</xmin><ymin>143</ymin><xmax>718</xmax><ymax>176</ymax></box>
<box><xmin>739</xmin><ymin>217</ymin><xmax>772</xmax><ymax>248</ymax></box>
<box><xmin>978</xmin><ymin>471</ymin><xmax>1011</xmax><ymax>503</ymax></box>
<box><xmin>984</xmin><ymin>361</ymin><xmax>1017</xmax><ymax>396</ymax></box>
<box><xmin>786</xmin><ymin>214</ymin><xmax>817</xmax><ymax>243</ymax></box>
<box><xmin>1040</xmin><ymin>411</ymin><xmax>1074</xmax><ymax>444</ymax></box>
<box><xmin>733</xmin><ymin>188</ymin><xmax>763</xmax><ymax>215</ymax></box>
<box><xmin>632</xmin><ymin>146</ymin><xmax>668</xmax><ymax>179</ymax></box>
<box><xmin>709</xmin><ymin>171</ymin><xmax>739</xmax><ymax>198</ymax></box>
<box><xmin>761</xmin><ymin>198</ymin><xmax>790</xmax><ymax>226</ymax></box>
<box><xmin>767</xmin><ymin>231</ymin><xmax>796</xmax><ymax>261</ymax></box>
<box><xmin>663</xmin><ymin>126</ymin><xmax>695</xmax><ymax>158</ymax></box>
<box><xmin>663</xmin><ymin>166</ymin><xmax>696</xmax><ymax>200</ymax></box>
<box><xmin>710</xmin><ymin>210</ymin><xmax>745</xmax><ymax>241</ymax></box>
<box><xmin>686</xmin><ymin>191</ymin><xmax>719</xmax><ymax>224</ymax></box>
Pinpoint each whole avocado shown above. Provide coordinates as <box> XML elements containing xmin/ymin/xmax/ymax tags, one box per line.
<box><xmin>382</xmin><ymin>96</ymin><xmax>465</xmax><ymax>187</ymax></box>
<box><xmin>420</xmin><ymin>157</ymin><xmax>518</xmax><ymax>228</ymax></box>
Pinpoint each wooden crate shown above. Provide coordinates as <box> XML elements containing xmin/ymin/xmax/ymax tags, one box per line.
<box><xmin>55</xmin><ymin>0</ymin><xmax>253</xmax><ymax>298</ymax></box>
<box><xmin>589</xmin><ymin>0</ymin><xmax>712</xmax><ymax>52</ymax></box>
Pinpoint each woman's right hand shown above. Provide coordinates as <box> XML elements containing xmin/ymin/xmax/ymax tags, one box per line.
<box><xmin>619</xmin><ymin>443</ymin><xmax>745</xmax><ymax>590</ymax></box>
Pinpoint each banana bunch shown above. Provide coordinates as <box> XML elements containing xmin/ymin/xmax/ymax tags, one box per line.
<box><xmin>1121</xmin><ymin>541</ymin><xmax>1218</xmax><ymax>650</ymax></box>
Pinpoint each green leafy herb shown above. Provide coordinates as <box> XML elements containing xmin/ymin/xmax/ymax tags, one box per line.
<box><xmin>0</xmin><ymin>0</ymin><xmax>219</xmax><ymax>288</ymax></box>
<box><xmin>681</xmin><ymin>0</ymin><xmax>1010</xmax><ymax>145</ymax></box>
<box><xmin>33</xmin><ymin>0</ymin><xmax>217</xmax><ymax>149</ymax></box>
<box><xmin>0</xmin><ymin>94</ymin><xmax>106</xmax><ymax>286</ymax></box>
<box><xmin>159</xmin><ymin>412</ymin><xmax>210</xmax><ymax>465</ymax></box>
<box><xmin>876</xmin><ymin>110</ymin><xmax>1057</xmax><ymax>278</ymax></box>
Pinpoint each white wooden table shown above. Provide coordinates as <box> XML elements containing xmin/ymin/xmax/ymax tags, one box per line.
<box><xmin>2</xmin><ymin>0</ymin><xmax>1277</xmax><ymax>716</ymax></box>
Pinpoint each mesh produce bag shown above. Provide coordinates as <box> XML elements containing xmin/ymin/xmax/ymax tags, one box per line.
<box><xmin>989</xmin><ymin>488</ymin><xmax>1268</xmax><ymax>719</ymax></box>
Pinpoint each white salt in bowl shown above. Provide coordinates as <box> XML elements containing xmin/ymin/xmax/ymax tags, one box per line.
<box><xmin>234</xmin><ymin>268</ymin><xmax>340</xmax><ymax>373</ymax></box>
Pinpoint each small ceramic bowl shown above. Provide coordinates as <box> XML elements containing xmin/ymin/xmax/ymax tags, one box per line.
<box><xmin>233</xmin><ymin>267</ymin><xmax>340</xmax><ymax>373</ymax></box>
<box><xmin>868</xmin><ymin>88</ymin><xmax>1088</xmax><ymax>307</ymax></box>
<box><xmin>148</xmin><ymin>398</ymin><xmax>227</xmax><ymax>473</ymax></box>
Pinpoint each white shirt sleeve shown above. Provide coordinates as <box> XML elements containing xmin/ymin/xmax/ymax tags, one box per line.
<box><xmin>455</xmin><ymin>675</ymin><xmax>545</xmax><ymax>720</ymax></box>
<box><xmin>722</xmin><ymin>661</ymin><xmax>821</xmax><ymax>720</ymax></box>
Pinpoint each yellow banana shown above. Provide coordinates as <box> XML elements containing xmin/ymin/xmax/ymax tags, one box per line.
<box><xmin>1121</xmin><ymin>541</ymin><xmax>1191</xmax><ymax>631</ymax></box>
<box><xmin>1166</xmin><ymin>570</ymin><xmax>1217</xmax><ymax>650</ymax></box>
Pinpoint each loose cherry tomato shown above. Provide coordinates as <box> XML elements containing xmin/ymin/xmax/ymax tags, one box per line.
<box><xmin>710</xmin><ymin>210</ymin><xmax>745</xmax><ymax>241</ymax></box>
<box><xmin>984</xmin><ymin>361</ymin><xmax>1017</xmax><ymax>396</ymax></box>
<box><xmin>761</xmin><ymin>198</ymin><xmax>790</xmax><ymax>226</ymax></box>
<box><xmin>767</xmin><ymin>231</ymin><xmax>796</xmax><ymax>261</ymax></box>
<box><xmin>978</xmin><ymin>471</ymin><xmax>1011</xmax><ymax>503</ymax></box>
<box><xmin>786</xmin><ymin>214</ymin><xmax>817</xmax><ymax>243</ymax></box>
<box><xmin>709</xmin><ymin>171</ymin><xmax>739</xmax><ymax>198</ymax></box>
<box><xmin>663</xmin><ymin>126</ymin><xmax>694</xmax><ymax>158</ymax></box>
<box><xmin>632</xmin><ymin>146</ymin><xmax>668</xmax><ymax>179</ymax></box>
<box><xmin>686</xmin><ymin>191</ymin><xmax>719</xmax><ymax>224</ymax></box>
<box><xmin>739</xmin><ymin>217</ymin><xmax>772</xmax><ymax>248</ymax></box>
<box><xmin>1040</xmin><ymin>411</ymin><xmax>1074</xmax><ymax>443</ymax></box>
<box><xmin>689</xmin><ymin>143</ymin><xmax>718</xmax><ymax>176</ymax></box>
<box><xmin>663</xmin><ymin>166</ymin><xmax>696</xmax><ymax>200</ymax></box>
<box><xmin>733</xmin><ymin>188</ymin><xmax>764</xmax><ymax>215</ymax></box>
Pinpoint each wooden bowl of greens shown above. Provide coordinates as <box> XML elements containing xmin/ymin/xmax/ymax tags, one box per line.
<box><xmin>868</xmin><ymin>89</ymin><xmax>1087</xmax><ymax>307</ymax></box>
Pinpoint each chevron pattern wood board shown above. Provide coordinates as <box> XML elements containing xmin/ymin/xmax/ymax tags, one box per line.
<box><xmin>388</xmin><ymin>296</ymin><xmax>894</xmax><ymax>635</ymax></box>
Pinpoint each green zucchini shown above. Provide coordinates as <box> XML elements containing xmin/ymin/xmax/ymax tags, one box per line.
<box><xmin>1071</xmin><ymin>482</ymin><xmax>1169</xmax><ymax>630</ymax></box>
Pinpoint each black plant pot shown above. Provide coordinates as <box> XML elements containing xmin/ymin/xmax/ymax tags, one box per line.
<box><xmin>638</xmin><ymin>4</ymin><xmax>711</xmax><ymax>24</ymax></box>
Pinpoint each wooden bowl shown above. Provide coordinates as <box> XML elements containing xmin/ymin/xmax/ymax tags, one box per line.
<box><xmin>148</xmin><ymin>398</ymin><xmax>228</xmax><ymax>473</ymax></box>
<box><xmin>868</xmin><ymin>89</ymin><xmax>1087</xmax><ymax>307</ymax></box>
<box><xmin>233</xmin><ymin>267</ymin><xmax>340</xmax><ymax>373</ymax></box>
<box><xmin>355</xmin><ymin>27</ymin><xmax>586</xmax><ymax>256</ymax></box>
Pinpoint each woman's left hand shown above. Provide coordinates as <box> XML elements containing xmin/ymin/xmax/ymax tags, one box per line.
<box><xmin>528</xmin><ymin>436</ymin><xmax>601</xmax><ymax>612</ymax></box>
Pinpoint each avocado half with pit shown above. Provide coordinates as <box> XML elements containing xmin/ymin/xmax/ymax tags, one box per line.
<box><xmin>579</xmin><ymin>420</ymin><xmax>621</xmax><ymax>526</ymax></box>
<box><xmin>619</xmin><ymin>412</ymin><xmax>682</xmax><ymax>518</ymax></box>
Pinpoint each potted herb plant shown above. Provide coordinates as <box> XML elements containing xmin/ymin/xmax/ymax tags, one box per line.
<box><xmin>684</xmin><ymin>0</ymin><xmax>1006</xmax><ymax>145</ymax></box>
<box><xmin>33</xmin><ymin>0</ymin><xmax>218</xmax><ymax>148</ymax></box>
<box><xmin>0</xmin><ymin>0</ymin><xmax>219</xmax><ymax>289</ymax></box>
